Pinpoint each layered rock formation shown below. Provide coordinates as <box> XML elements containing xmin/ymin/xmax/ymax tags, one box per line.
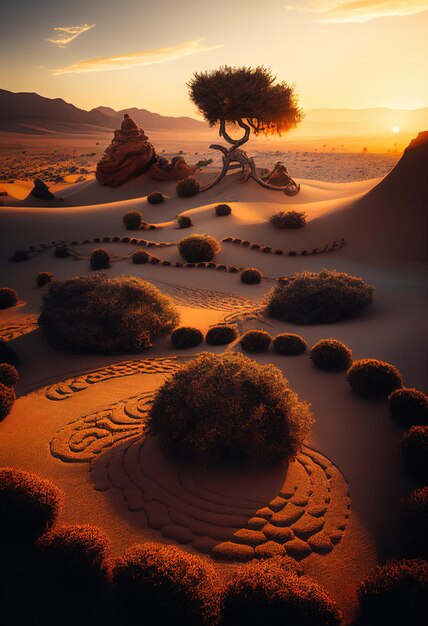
<box><xmin>96</xmin><ymin>114</ymin><xmax>156</xmax><ymax>187</ymax></box>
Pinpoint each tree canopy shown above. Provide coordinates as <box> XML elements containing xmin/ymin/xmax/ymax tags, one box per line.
<box><xmin>188</xmin><ymin>66</ymin><xmax>302</xmax><ymax>136</ymax></box>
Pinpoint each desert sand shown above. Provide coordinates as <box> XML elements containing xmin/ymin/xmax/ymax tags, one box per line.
<box><xmin>0</xmin><ymin>132</ymin><xmax>427</xmax><ymax>625</ymax></box>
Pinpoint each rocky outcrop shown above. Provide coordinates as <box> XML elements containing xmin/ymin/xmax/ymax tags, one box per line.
<box><xmin>96</xmin><ymin>114</ymin><xmax>156</xmax><ymax>187</ymax></box>
<box><xmin>30</xmin><ymin>178</ymin><xmax>56</xmax><ymax>200</ymax></box>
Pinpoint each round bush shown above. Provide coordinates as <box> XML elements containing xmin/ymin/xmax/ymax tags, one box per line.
<box><xmin>0</xmin><ymin>340</ymin><xmax>20</xmax><ymax>367</ymax></box>
<box><xmin>267</xmin><ymin>269</ymin><xmax>374</xmax><ymax>324</ymax></box>
<box><xmin>241</xmin><ymin>268</ymin><xmax>262</xmax><ymax>285</ymax></box>
<box><xmin>357</xmin><ymin>559</ymin><xmax>428</xmax><ymax>626</ymax></box>
<box><xmin>38</xmin><ymin>274</ymin><xmax>180</xmax><ymax>354</ymax></box>
<box><xmin>215</xmin><ymin>203</ymin><xmax>232</xmax><ymax>216</ymax></box>
<box><xmin>178</xmin><ymin>234</ymin><xmax>221</xmax><ymax>263</ymax></box>
<box><xmin>240</xmin><ymin>329</ymin><xmax>272</xmax><ymax>353</ymax></box>
<box><xmin>269</xmin><ymin>210</ymin><xmax>306</xmax><ymax>229</ymax></box>
<box><xmin>310</xmin><ymin>339</ymin><xmax>352</xmax><ymax>371</ymax></box>
<box><xmin>347</xmin><ymin>359</ymin><xmax>402</xmax><ymax>400</ymax></box>
<box><xmin>0</xmin><ymin>467</ymin><xmax>62</xmax><ymax>544</ymax></box>
<box><xmin>396</xmin><ymin>487</ymin><xmax>428</xmax><ymax>559</ymax></box>
<box><xmin>176</xmin><ymin>176</ymin><xmax>200</xmax><ymax>197</ymax></box>
<box><xmin>36</xmin><ymin>272</ymin><xmax>52</xmax><ymax>288</ymax></box>
<box><xmin>112</xmin><ymin>542</ymin><xmax>221</xmax><ymax>626</ymax></box>
<box><xmin>90</xmin><ymin>248</ymin><xmax>110</xmax><ymax>270</ymax></box>
<box><xmin>273</xmin><ymin>333</ymin><xmax>307</xmax><ymax>356</ymax></box>
<box><xmin>205</xmin><ymin>324</ymin><xmax>238</xmax><ymax>346</ymax></box>
<box><xmin>0</xmin><ymin>383</ymin><xmax>15</xmax><ymax>420</ymax></box>
<box><xmin>147</xmin><ymin>191</ymin><xmax>164</xmax><ymax>205</ymax></box>
<box><xmin>177</xmin><ymin>214</ymin><xmax>193</xmax><ymax>229</ymax></box>
<box><xmin>148</xmin><ymin>352</ymin><xmax>313</xmax><ymax>466</ymax></box>
<box><xmin>401</xmin><ymin>426</ymin><xmax>428</xmax><ymax>483</ymax></box>
<box><xmin>36</xmin><ymin>524</ymin><xmax>111</xmax><ymax>590</ymax></box>
<box><xmin>132</xmin><ymin>249</ymin><xmax>149</xmax><ymax>264</ymax></box>
<box><xmin>0</xmin><ymin>288</ymin><xmax>18</xmax><ymax>310</ymax></box>
<box><xmin>388</xmin><ymin>388</ymin><xmax>428</xmax><ymax>427</ymax></box>
<box><xmin>171</xmin><ymin>326</ymin><xmax>204</xmax><ymax>349</ymax></box>
<box><xmin>0</xmin><ymin>364</ymin><xmax>19</xmax><ymax>388</ymax></box>
<box><xmin>123</xmin><ymin>210</ymin><xmax>143</xmax><ymax>230</ymax></box>
<box><xmin>53</xmin><ymin>245</ymin><xmax>70</xmax><ymax>258</ymax></box>
<box><xmin>222</xmin><ymin>559</ymin><xmax>341</xmax><ymax>626</ymax></box>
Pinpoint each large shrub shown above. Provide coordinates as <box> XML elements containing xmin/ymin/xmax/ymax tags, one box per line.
<box><xmin>347</xmin><ymin>359</ymin><xmax>402</xmax><ymax>400</ymax></box>
<box><xmin>0</xmin><ymin>467</ymin><xmax>62</xmax><ymax>544</ymax></box>
<box><xmin>267</xmin><ymin>269</ymin><xmax>374</xmax><ymax>324</ymax></box>
<box><xmin>206</xmin><ymin>324</ymin><xmax>238</xmax><ymax>346</ymax></box>
<box><xmin>221</xmin><ymin>559</ymin><xmax>341</xmax><ymax>626</ymax></box>
<box><xmin>0</xmin><ymin>383</ymin><xmax>15</xmax><ymax>420</ymax></box>
<box><xmin>388</xmin><ymin>388</ymin><xmax>428</xmax><ymax>427</ymax></box>
<box><xmin>401</xmin><ymin>426</ymin><xmax>428</xmax><ymax>483</ymax></box>
<box><xmin>90</xmin><ymin>248</ymin><xmax>110</xmax><ymax>270</ymax></box>
<box><xmin>171</xmin><ymin>326</ymin><xmax>204</xmax><ymax>349</ymax></box>
<box><xmin>310</xmin><ymin>339</ymin><xmax>352</xmax><ymax>371</ymax></box>
<box><xmin>148</xmin><ymin>352</ymin><xmax>313</xmax><ymax>466</ymax></box>
<box><xmin>176</xmin><ymin>176</ymin><xmax>200</xmax><ymax>197</ymax></box>
<box><xmin>123</xmin><ymin>210</ymin><xmax>143</xmax><ymax>230</ymax></box>
<box><xmin>357</xmin><ymin>559</ymin><xmax>428</xmax><ymax>626</ymax></box>
<box><xmin>38</xmin><ymin>275</ymin><xmax>179</xmax><ymax>354</ymax></box>
<box><xmin>241</xmin><ymin>268</ymin><xmax>262</xmax><ymax>284</ymax></box>
<box><xmin>273</xmin><ymin>333</ymin><xmax>307</xmax><ymax>356</ymax></box>
<box><xmin>36</xmin><ymin>272</ymin><xmax>52</xmax><ymax>287</ymax></box>
<box><xmin>0</xmin><ymin>364</ymin><xmax>19</xmax><ymax>388</ymax></box>
<box><xmin>112</xmin><ymin>542</ymin><xmax>221</xmax><ymax>626</ymax></box>
<box><xmin>0</xmin><ymin>288</ymin><xmax>18</xmax><ymax>310</ymax></box>
<box><xmin>396</xmin><ymin>487</ymin><xmax>428</xmax><ymax>559</ymax></box>
<box><xmin>178</xmin><ymin>234</ymin><xmax>221</xmax><ymax>263</ymax></box>
<box><xmin>36</xmin><ymin>524</ymin><xmax>111</xmax><ymax>591</ymax></box>
<box><xmin>240</xmin><ymin>329</ymin><xmax>272</xmax><ymax>353</ymax></box>
<box><xmin>269</xmin><ymin>210</ymin><xmax>306</xmax><ymax>229</ymax></box>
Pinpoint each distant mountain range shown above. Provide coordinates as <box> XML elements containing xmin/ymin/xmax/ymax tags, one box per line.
<box><xmin>0</xmin><ymin>89</ymin><xmax>427</xmax><ymax>136</ymax></box>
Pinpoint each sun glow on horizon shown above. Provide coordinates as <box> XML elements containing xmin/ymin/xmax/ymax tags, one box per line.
<box><xmin>392</xmin><ymin>125</ymin><xmax>400</xmax><ymax>133</ymax></box>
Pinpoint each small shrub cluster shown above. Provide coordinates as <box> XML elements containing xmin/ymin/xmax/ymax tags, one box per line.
<box><xmin>269</xmin><ymin>210</ymin><xmax>306</xmax><ymax>229</ymax></box>
<box><xmin>222</xmin><ymin>558</ymin><xmax>341</xmax><ymax>626</ymax></box>
<box><xmin>177</xmin><ymin>214</ymin><xmax>193</xmax><ymax>229</ymax></box>
<box><xmin>147</xmin><ymin>192</ymin><xmax>164</xmax><ymax>204</ymax></box>
<box><xmin>36</xmin><ymin>272</ymin><xmax>52</xmax><ymax>287</ymax></box>
<box><xmin>310</xmin><ymin>339</ymin><xmax>353</xmax><ymax>371</ymax></box>
<box><xmin>347</xmin><ymin>359</ymin><xmax>402</xmax><ymax>400</ymax></box>
<box><xmin>215</xmin><ymin>203</ymin><xmax>232</xmax><ymax>216</ymax></box>
<box><xmin>0</xmin><ymin>467</ymin><xmax>63</xmax><ymax>544</ymax></box>
<box><xmin>388</xmin><ymin>388</ymin><xmax>428</xmax><ymax>427</ymax></box>
<box><xmin>90</xmin><ymin>248</ymin><xmax>110</xmax><ymax>270</ymax></box>
<box><xmin>357</xmin><ymin>559</ymin><xmax>428</xmax><ymax>626</ymax></box>
<box><xmin>39</xmin><ymin>275</ymin><xmax>180</xmax><ymax>354</ymax></box>
<box><xmin>0</xmin><ymin>383</ymin><xmax>15</xmax><ymax>421</ymax></box>
<box><xmin>240</xmin><ymin>329</ymin><xmax>272</xmax><ymax>353</ymax></box>
<box><xmin>401</xmin><ymin>426</ymin><xmax>428</xmax><ymax>483</ymax></box>
<box><xmin>112</xmin><ymin>542</ymin><xmax>221</xmax><ymax>625</ymax></box>
<box><xmin>205</xmin><ymin>324</ymin><xmax>238</xmax><ymax>346</ymax></box>
<box><xmin>176</xmin><ymin>176</ymin><xmax>200</xmax><ymax>197</ymax></box>
<box><xmin>53</xmin><ymin>245</ymin><xmax>70</xmax><ymax>258</ymax></box>
<box><xmin>171</xmin><ymin>326</ymin><xmax>204</xmax><ymax>349</ymax></box>
<box><xmin>148</xmin><ymin>352</ymin><xmax>313</xmax><ymax>466</ymax></box>
<box><xmin>123</xmin><ymin>210</ymin><xmax>143</xmax><ymax>230</ymax></box>
<box><xmin>0</xmin><ymin>340</ymin><xmax>20</xmax><ymax>367</ymax></box>
<box><xmin>396</xmin><ymin>487</ymin><xmax>428</xmax><ymax>559</ymax></box>
<box><xmin>273</xmin><ymin>333</ymin><xmax>307</xmax><ymax>356</ymax></box>
<box><xmin>178</xmin><ymin>234</ymin><xmax>221</xmax><ymax>263</ymax></box>
<box><xmin>0</xmin><ymin>287</ymin><xmax>18</xmax><ymax>310</ymax></box>
<box><xmin>132</xmin><ymin>249</ymin><xmax>149</xmax><ymax>264</ymax></box>
<box><xmin>0</xmin><ymin>363</ymin><xmax>19</xmax><ymax>388</ymax></box>
<box><xmin>241</xmin><ymin>268</ymin><xmax>262</xmax><ymax>284</ymax></box>
<box><xmin>11</xmin><ymin>249</ymin><xmax>29</xmax><ymax>262</ymax></box>
<box><xmin>267</xmin><ymin>269</ymin><xmax>374</xmax><ymax>324</ymax></box>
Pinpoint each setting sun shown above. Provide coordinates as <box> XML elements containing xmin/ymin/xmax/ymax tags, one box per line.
<box><xmin>393</xmin><ymin>125</ymin><xmax>400</xmax><ymax>133</ymax></box>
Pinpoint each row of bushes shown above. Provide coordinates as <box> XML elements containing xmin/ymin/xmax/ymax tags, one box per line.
<box><xmin>124</xmin><ymin>203</ymin><xmax>232</xmax><ymax>232</ymax></box>
<box><xmin>1</xmin><ymin>467</ymin><xmax>426</xmax><ymax>625</ymax></box>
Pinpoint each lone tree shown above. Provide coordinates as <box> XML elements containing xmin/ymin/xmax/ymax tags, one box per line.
<box><xmin>188</xmin><ymin>66</ymin><xmax>303</xmax><ymax>194</ymax></box>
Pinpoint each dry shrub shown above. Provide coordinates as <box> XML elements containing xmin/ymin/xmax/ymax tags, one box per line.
<box><xmin>0</xmin><ymin>383</ymin><xmax>15</xmax><ymax>420</ymax></box>
<box><xmin>310</xmin><ymin>339</ymin><xmax>352</xmax><ymax>371</ymax></box>
<box><xmin>11</xmin><ymin>250</ymin><xmax>29</xmax><ymax>262</ymax></box>
<box><xmin>206</xmin><ymin>324</ymin><xmax>238</xmax><ymax>346</ymax></box>
<box><xmin>0</xmin><ymin>288</ymin><xmax>18</xmax><ymax>310</ymax></box>
<box><xmin>268</xmin><ymin>269</ymin><xmax>374</xmax><ymax>324</ymax></box>
<box><xmin>178</xmin><ymin>234</ymin><xmax>221</xmax><ymax>263</ymax></box>
<box><xmin>0</xmin><ymin>340</ymin><xmax>20</xmax><ymax>367</ymax></box>
<box><xmin>123</xmin><ymin>211</ymin><xmax>143</xmax><ymax>230</ymax></box>
<box><xmin>171</xmin><ymin>326</ymin><xmax>204</xmax><ymax>349</ymax></box>
<box><xmin>38</xmin><ymin>274</ymin><xmax>179</xmax><ymax>354</ymax></box>
<box><xmin>176</xmin><ymin>176</ymin><xmax>200</xmax><ymax>197</ymax></box>
<box><xmin>90</xmin><ymin>248</ymin><xmax>110</xmax><ymax>270</ymax></box>
<box><xmin>36</xmin><ymin>272</ymin><xmax>52</xmax><ymax>287</ymax></box>
<box><xmin>273</xmin><ymin>333</ymin><xmax>307</xmax><ymax>356</ymax></box>
<box><xmin>215</xmin><ymin>203</ymin><xmax>232</xmax><ymax>216</ymax></box>
<box><xmin>0</xmin><ymin>364</ymin><xmax>19</xmax><ymax>388</ymax></box>
<box><xmin>148</xmin><ymin>352</ymin><xmax>313</xmax><ymax>466</ymax></box>
<box><xmin>240</xmin><ymin>329</ymin><xmax>272</xmax><ymax>353</ymax></box>
<box><xmin>132</xmin><ymin>249</ymin><xmax>149</xmax><ymax>264</ymax></box>
<box><xmin>53</xmin><ymin>245</ymin><xmax>70</xmax><ymax>258</ymax></box>
<box><xmin>177</xmin><ymin>215</ymin><xmax>193</xmax><ymax>229</ymax></box>
<box><xmin>401</xmin><ymin>426</ymin><xmax>428</xmax><ymax>483</ymax></box>
<box><xmin>347</xmin><ymin>358</ymin><xmax>402</xmax><ymax>400</ymax></box>
<box><xmin>147</xmin><ymin>192</ymin><xmax>164</xmax><ymax>205</ymax></box>
<box><xmin>396</xmin><ymin>487</ymin><xmax>428</xmax><ymax>559</ymax></box>
<box><xmin>388</xmin><ymin>388</ymin><xmax>428</xmax><ymax>427</ymax></box>
<box><xmin>241</xmin><ymin>268</ymin><xmax>262</xmax><ymax>284</ymax></box>
<box><xmin>269</xmin><ymin>210</ymin><xmax>306</xmax><ymax>229</ymax></box>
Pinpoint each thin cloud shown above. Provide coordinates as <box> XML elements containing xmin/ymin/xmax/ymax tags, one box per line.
<box><xmin>47</xmin><ymin>24</ymin><xmax>96</xmax><ymax>47</ymax></box>
<box><xmin>51</xmin><ymin>38</ymin><xmax>223</xmax><ymax>76</ymax></box>
<box><xmin>285</xmin><ymin>1</ymin><xmax>428</xmax><ymax>23</ymax></box>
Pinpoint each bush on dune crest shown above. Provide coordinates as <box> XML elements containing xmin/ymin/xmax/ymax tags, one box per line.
<box><xmin>148</xmin><ymin>352</ymin><xmax>313</xmax><ymax>466</ymax></box>
<box><xmin>269</xmin><ymin>210</ymin><xmax>306</xmax><ymax>229</ymax></box>
<box><xmin>267</xmin><ymin>269</ymin><xmax>374</xmax><ymax>324</ymax></box>
<box><xmin>38</xmin><ymin>274</ymin><xmax>179</xmax><ymax>354</ymax></box>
